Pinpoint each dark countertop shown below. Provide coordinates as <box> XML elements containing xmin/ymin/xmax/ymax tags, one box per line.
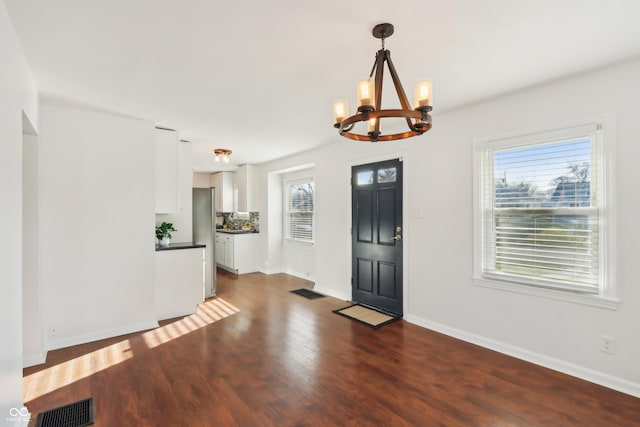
<box><xmin>155</xmin><ymin>242</ymin><xmax>206</xmax><ymax>251</ymax></box>
<box><xmin>216</xmin><ymin>229</ymin><xmax>259</xmax><ymax>234</ymax></box>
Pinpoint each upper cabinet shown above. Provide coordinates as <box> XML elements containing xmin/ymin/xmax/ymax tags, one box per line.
<box><xmin>154</xmin><ymin>128</ymin><xmax>179</xmax><ymax>213</ymax></box>
<box><xmin>210</xmin><ymin>171</ymin><xmax>235</xmax><ymax>212</ymax></box>
<box><xmin>235</xmin><ymin>164</ymin><xmax>254</xmax><ymax>212</ymax></box>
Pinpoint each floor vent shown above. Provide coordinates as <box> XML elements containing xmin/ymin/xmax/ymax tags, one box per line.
<box><xmin>289</xmin><ymin>288</ymin><xmax>325</xmax><ymax>300</ymax></box>
<box><xmin>35</xmin><ymin>397</ymin><xmax>94</xmax><ymax>427</ymax></box>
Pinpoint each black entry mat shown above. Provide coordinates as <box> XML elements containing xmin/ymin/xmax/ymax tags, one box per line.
<box><xmin>289</xmin><ymin>288</ymin><xmax>326</xmax><ymax>300</ymax></box>
<box><xmin>36</xmin><ymin>397</ymin><xmax>94</xmax><ymax>427</ymax></box>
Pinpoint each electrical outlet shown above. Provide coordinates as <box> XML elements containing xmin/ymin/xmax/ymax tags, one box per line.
<box><xmin>601</xmin><ymin>335</ymin><xmax>615</xmax><ymax>354</ymax></box>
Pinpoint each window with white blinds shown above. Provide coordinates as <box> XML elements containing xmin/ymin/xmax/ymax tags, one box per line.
<box><xmin>285</xmin><ymin>178</ymin><xmax>314</xmax><ymax>243</ymax></box>
<box><xmin>477</xmin><ymin>124</ymin><xmax>605</xmax><ymax>294</ymax></box>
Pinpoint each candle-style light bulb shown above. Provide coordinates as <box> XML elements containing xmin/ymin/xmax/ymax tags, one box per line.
<box><xmin>357</xmin><ymin>78</ymin><xmax>374</xmax><ymax>108</ymax></box>
<box><xmin>368</xmin><ymin>117</ymin><xmax>379</xmax><ymax>133</ymax></box>
<box><xmin>333</xmin><ymin>100</ymin><xmax>349</xmax><ymax>124</ymax></box>
<box><xmin>414</xmin><ymin>78</ymin><xmax>433</xmax><ymax>108</ymax></box>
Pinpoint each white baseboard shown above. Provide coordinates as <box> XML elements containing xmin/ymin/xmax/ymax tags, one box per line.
<box><xmin>258</xmin><ymin>268</ymin><xmax>315</xmax><ymax>283</ymax></box>
<box><xmin>404</xmin><ymin>313</ymin><xmax>640</xmax><ymax>398</ymax></box>
<box><xmin>258</xmin><ymin>267</ymin><xmax>283</xmax><ymax>275</ymax></box>
<box><xmin>252</xmin><ymin>268</ymin><xmax>349</xmax><ymax>301</ymax></box>
<box><xmin>313</xmin><ymin>285</ymin><xmax>350</xmax><ymax>302</ymax></box>
<box><xmin>46</xmin><ymin>320</ymin><xmax>159</xmax><ymax>351</ymax></box>
<box><xmin>283</xmin><ymin>269</ymin><xmax>316</xmax><ymax>283</ymax></box>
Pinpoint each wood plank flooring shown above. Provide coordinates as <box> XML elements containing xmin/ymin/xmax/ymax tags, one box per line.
<box><xmin>24</xmin><ymin>270</ymin><xmax>640</xmax><ymax>426</ymax></box>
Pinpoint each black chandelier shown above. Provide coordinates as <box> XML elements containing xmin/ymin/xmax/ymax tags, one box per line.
<box><xmin>333</xmin><ymin>23</ymin><xmax>433</xmax><ymax>142</ymax></box>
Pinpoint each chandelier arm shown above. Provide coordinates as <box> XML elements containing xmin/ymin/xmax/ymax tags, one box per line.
<box><xmin>385</xmin><ymin>52</ymin><xmax>413</xmax><ymax>111</ymax></box>
<box><xmin>373</xmin><ymin>49</ymin><xmax>385</xmax><ymax>111</ymax></box>
<box><xmin>370</xmin><ymin>49</ymin><xmax>386</xmax><ymax>137</ymax></box>
<box><xmin>368</xmin><ymin>54</ymin><xmax>378</xmax><ymax>79</ymax></box>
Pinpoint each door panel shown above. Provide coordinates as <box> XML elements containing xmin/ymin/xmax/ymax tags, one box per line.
<box><xmin>356</xmin><ymin>258</ymin><xmax>374</xmax><ymax>292</ymax></box>
<box><xmin>378</xmin><ymin>188</ymin><xmax>396</xmax><ymax>244</ymax></box>
<box><xmin>378</xmin><ymin>261</ymin><xmax>397</xmax><ymax>299</ymax></box>
<box><xmin>352</xmin><ymin>158</ymin><xmax>403</xmax><ymax>316</ymax></box>
<box><xmin>356</xmin><ymin>191</ymin><xmax>374</xmax><ymax>243</ymax></box>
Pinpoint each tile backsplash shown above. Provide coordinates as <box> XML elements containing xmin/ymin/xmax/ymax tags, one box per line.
<box><xmin>218</xmin><ymin>211</ymin><xmax>260</xmax><ymax>232</ymax></box>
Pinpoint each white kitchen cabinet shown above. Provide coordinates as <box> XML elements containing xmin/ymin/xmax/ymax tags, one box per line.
<box><xmin>215</xmin><ymin>233</ymin><xmax>225</xmax><ymax>265</ymax></box>
<box><xmin>215</xmin><ymin>232</ymin><xmax>234</xmax><ymax>268</ymax></box>
<box><xmin>233</xmin><ymin>233</ymin><xmax>258</xmax><ymax>274</ymax></box>
<box><xmin>155</xmin><ymin>247</ymin><xmax>204</xmax><ymax>321</ymax></box>
<box><xmin>224</xmin><ymin>234</ymin><xmax>234</xmax><ymax>269</ymax></box>
<box><xmin>215</xmin><ymin>232</ymin><xmax>235</xmax><ymax>270</ymax></box>
<box><xmin>154</xmin><ymin>128</ymin><xmax>180</xmax><ymax>213</ymax></box>
<box><xmin>215</xmin><ymin>232</ymin><xmax>258</xmax><ymax>274</ymax></box>
<box><xmin>235</xmin><ymin>164</ymin><xmax>254</xmax><ymax>212</ymax></box>
<box><xmin>209</xmin><ymin>171</ymin><xmax>235</xmax><ymax>212</ymax></box>
<box><xmin>155</xmin><ymin>140</ymin><xmax>193</xmax><ymax>241</ymax></box>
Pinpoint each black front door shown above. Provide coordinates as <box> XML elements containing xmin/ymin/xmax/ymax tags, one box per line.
<box><xmin>351</xmin><ymin>158</ymin><xmax>403</xmax><ymax>316</ymax></box>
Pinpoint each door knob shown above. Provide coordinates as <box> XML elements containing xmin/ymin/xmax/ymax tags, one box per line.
<box><xmin>390</xmin><ymin>235</ymin><xmax>402</xmax><ymax>240</ymax></box>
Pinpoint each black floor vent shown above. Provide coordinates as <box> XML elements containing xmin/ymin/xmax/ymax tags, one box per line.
<box><xmin>36</xmin><ymin>397</ymin><xmax>94</xmax><ymax>427</ymax></box>
<box><xmin>289</xmin><ymin>288</ymin><xmax>325</xmax><ymax>300</ymax></box>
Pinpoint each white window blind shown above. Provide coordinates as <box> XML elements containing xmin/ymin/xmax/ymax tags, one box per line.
<box><xmin>479</xmin><ymin>124</ymin><xmax>603</xmax><ymax>294</ymax></box>
<box><xmin>285</xmin><ymin>178</ymin><xmax>314</xmax><ymax>243</ymax></box>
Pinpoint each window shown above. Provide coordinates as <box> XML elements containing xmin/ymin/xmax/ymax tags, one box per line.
<box><xmin>356</xmin><ymin>167</ymin><xmax>397</xmax><ymax>185</ymax></box>
<box><xmin>285</xmin><ymin>178</ymin><xmax>314</xmax><ymax>243</ymax></box>
<box><xmin>474</xmin><ymin>121</ymin><xmax>616</xmax><ymax>306</ymax></box>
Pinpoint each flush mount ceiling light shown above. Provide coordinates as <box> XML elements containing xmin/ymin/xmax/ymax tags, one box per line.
<box><xmin>333</xmin><ymin>23</ymin><xmax>433</xmax><ymax>142</ymax></box>
<box><xmin>213</xmin><ymin>148</ymin><xmax>232</xmax><ymax>163</ymax></box>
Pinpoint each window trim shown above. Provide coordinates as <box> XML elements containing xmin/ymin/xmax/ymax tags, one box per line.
<box><xmin>284</xmin><ymin>176</ymin><xmax>315</xmax><ymax>245</ymax></box>
<box><xmin>472</xmin><ymin>115</ymin><xmax>618</xmax><ymax>310</ymax></box>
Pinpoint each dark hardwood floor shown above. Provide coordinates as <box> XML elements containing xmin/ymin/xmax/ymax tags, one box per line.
<box><xmin>24</xmin><ymin>270</ymin><xmax>640</xmax><ymax>426</ymax></box>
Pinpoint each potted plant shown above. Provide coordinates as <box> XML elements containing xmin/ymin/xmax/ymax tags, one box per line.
<box><xmin>155</xmin><ymin>221</ymin><xmax>177</xmax><ymax>247</ymax></box>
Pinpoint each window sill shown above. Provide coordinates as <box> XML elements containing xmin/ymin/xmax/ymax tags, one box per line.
<box><xmin>472</xmin><ymin>276</ymin><xmax>620</xmax><ymax>310</ymax></box>
<box><xmin>284</xmin><ymin>239</ymin><xmax>314</xmax><ymax>248</ymax></box>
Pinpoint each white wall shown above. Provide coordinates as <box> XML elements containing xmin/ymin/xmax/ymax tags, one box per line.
<box><xmin>39</xmin><ymin>104</ymin><xmax>158</xmax><ymax>350</ymax></box>
<box><xmin>0</xmin><ymin>0</ymin><xmax>39</xmax><ymax>419</ymax></box>
<box><xmin>410</xmin><ymin>59</ymin><xmax>640</xmax><ymax>396</ymax></box>
<box><xmin>156</xmin><ymin>140</ymin><xmax>193</xmax><ymax>243</ymax></box>
<box><xmin>23</xmin><ymin>133</ymin><xmax>44</xmax><ymax>367</ymax></box>
<box><xmin>255</xmin><ymin>141</ymin><xmax>413</xmax><ymax>301</ymax></box>
<box><xmin>255</xmin><ymin>165</ymin><xmax>316</xmax><ymax>279</ymax></box>
<box><xmin>263</xmin><ymin>171</ymin><xmax>283</xmax><ymax>273</ymax></box>
<box><xmin>253</xmin><ymin>59</ymin><xmax>640</xmax><ymax>396</ymax></box>
<box><xmin>192</xmin><ymin>172</ymin><xmax>211</xmax><ymax>189</ymax></box>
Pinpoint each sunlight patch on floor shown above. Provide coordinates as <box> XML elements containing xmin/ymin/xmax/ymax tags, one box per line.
<box><xmin>23</xmin><ymin>339</ymin><xmax>133</xmax><ymax>402</ymax></box>
<box><xmin>142</xmin><ymin>298</ymin><xmax>239</xmax><ymax>349</ymax></box>
<box><xmin>23</xmin><ymin>298</ymin><xmax>239</xmax><ymax>403</ymax></box>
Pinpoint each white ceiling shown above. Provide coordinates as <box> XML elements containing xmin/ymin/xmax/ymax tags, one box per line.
<box><xmin>6</xmin><ymin>0</ymin><xmax>640</xmax><ymax>172</ymax></box>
